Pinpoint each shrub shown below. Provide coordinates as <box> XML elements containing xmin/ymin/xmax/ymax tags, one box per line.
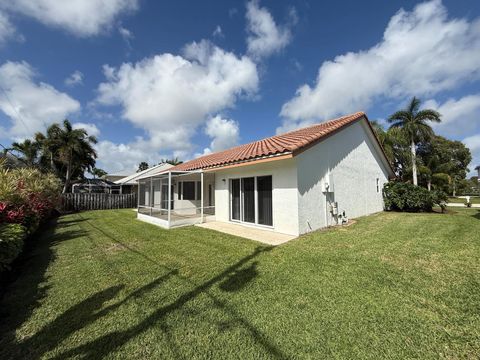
<box><xmin>0</xmin><ymin>164</ymin><xmax>61</xmax><ymax>231</ymax></box>
<box><xmin>0</xmin><ymin>223</ymin><xmax>26</xmax><ymax>272</ymax></box>
<box><xmin>383</xmin><ymin>181</ymin><xmax>447</xmax><ymax>212</ymax></box>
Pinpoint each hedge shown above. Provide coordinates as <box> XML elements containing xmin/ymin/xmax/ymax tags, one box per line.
<box><xmin>0</xmin><ymin>223</ymin><xmax>26</xmax><ymax>272</ymax></box>
<box><xmin>383</xmin><ymin>181</ymin><xmax>447</xmax><ymax>212</ymax></box>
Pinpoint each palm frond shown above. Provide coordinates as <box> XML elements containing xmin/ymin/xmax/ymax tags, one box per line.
<box><xmin>415</xmin><ymin>109</ymin><xmax>441</xmax><ymax>123</ymax></box>
<box><xmin>387</xmin><ymin>110</ymin><xmax>410</xmax><ymax>123</ymax></box>
<box><xmin>408</xmin><ymin>97</ymin><xmax>421</xmax><ymax>114</ymax></box>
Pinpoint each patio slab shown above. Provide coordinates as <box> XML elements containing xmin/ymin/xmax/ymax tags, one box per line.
<box><xmin>195</xmin><ymin>221</ymin><xmax>296</xmax><ymax>246</ymax></box>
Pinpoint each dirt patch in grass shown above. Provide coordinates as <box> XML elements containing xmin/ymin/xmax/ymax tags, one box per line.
<box><xmin>104</xmin><ymin>243</ymin><xmax>128</xmax><ymax>253</ymax></box>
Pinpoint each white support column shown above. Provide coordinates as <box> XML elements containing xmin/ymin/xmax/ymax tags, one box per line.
<box><xmin>149</xmin><ymin>177</ymin><xmax>153</xmax><ymax>216</ymax></box>
<box><xmin>200</xmin><ymin>172</ymin><xmax>204</xmax><ymax>222</ymax></box>
<box><xmin>167</xmin><ymin>172</ymin><xmax>172</xmax><ymax>227</ymax></box>
<box><xmin>137</xmin><ymin>182</ymin><xmax>140</xmax><ymax>209</ymax></box>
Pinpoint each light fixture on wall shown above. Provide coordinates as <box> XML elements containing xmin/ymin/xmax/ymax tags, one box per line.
<box><xmin>222</xmin><ymin>178</ymin><xmax>226</xmax><ymax>183</ymax></box>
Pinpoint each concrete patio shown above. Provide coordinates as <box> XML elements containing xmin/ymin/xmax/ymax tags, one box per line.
<box><xmin>195</xmin><ymin>221</ymin><xmax>296</xmax><ymax>245</ymax></box>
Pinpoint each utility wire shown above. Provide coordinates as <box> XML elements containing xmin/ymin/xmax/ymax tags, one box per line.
<box><xmin>0</xmin><ymin>83</ymin><xmax>34</xmax><ymax>136</ymax></box>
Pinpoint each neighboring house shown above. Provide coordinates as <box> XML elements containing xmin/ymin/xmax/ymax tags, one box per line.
<box><xmin>72</xmin><ymin>178</ymin><xmax>121</xmax><ymax>194</ymax></box>
<box><xmin>136</xmin><ymin>112</ymin><xmax>395</xmax><ymax>236</ymax></box>
<box><xmin>116</xmin><ymin>163</ymin><xmax>174</xmax><ymax>194</ymax></box>
<box><xmin>104</xmin><ymin>174</ymin><xmax>129</xmax><ymax>183</ymax></box>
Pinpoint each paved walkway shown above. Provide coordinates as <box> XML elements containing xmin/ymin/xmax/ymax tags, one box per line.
<box><xmin>195</xmin><ymin>221</ymin><xmax>296</xmax><ymax>246</ymax></box>
<box><xmin>446</xmin><ymin>203</ymin><xmax>480</xmax><ymax>208</ymax></box>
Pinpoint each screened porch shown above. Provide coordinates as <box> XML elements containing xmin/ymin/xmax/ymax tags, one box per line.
<box><xmin>137</xmin><ymin>170</ymin><xmax>215</xmax><ymax>229</ymax></box>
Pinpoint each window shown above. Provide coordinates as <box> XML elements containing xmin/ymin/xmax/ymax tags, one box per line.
<box><xmin>230</xmin><ymin>175</ymin><xmax>273</xmax><ymax>226</ymax></box>
<box><xmin>376</xmin><ymin>178</ymin><xmax>380</xmax><ymax>193</ymax></box>
<box><xmin>181</xmin><ymin>181</ymin><xmax>195</xmax><ymax>200</ymax></box>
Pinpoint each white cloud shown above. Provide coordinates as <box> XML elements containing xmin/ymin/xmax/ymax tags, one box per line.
<box><xmin>424</xmin><ymin>94</ymin><xmax>480</xmax><ymax>136</ymax></box>
<box><xmin>95</xmin><ymin>139</ymin><xmax>159</xmax><ymax>174</ymax></box>
<box><xmin>0</xmin><ymin>11</ymin><xmax>15</xmax><ymax>44</ymax></box>
<box><xmin>1</xmin><ymin>0</ymin><xmax>138</xmax><ymax>37</ymax></box>
<box><xmin>463</xmin><ymin>134</ymin><xmax>480</xmax><ymax>176</ymax></box>
<box><xmin>280</xmin><ymin>0</ymin><xmax>480</xmax><ymax>131</ymax></box>
<box><xmin>64</xmin><ymin>70</ymin><xmax>84</xmax><ymax>87</ymax></box>
<box><xmin>96</xmin><ymin>39</ymin><xmax>258</xmax><ymax>154</ymax></box>
<box><xmin>0</xmin><ymin>11</ymin><xmax>24</xmax><ymax>45</ymax></box>
<box><xmin>245</xmin><ymin>0</ymin><xmax>293</xmax><ymax>60</ymax></box>
<box><xmin>212</xmin><ymin>25</ymin><xmax>223</xmax><ymax>38</ymax></box>
<box><xmin>0</xmin><ymin>61</ymin><xmax>80</xmax><ymax>138</ymax></box>
<box><xmin>202</xmin><ymin>115</ymin><xmax>239</xmax><ymax>154</ymax></box>
<box><xmin>119</xmin><ymin>26</ymin><xmax>133</xmax><ymax>40</ymax></box>
<box><xmin>73</xmin><ymin>122</ymin><xmax>100</xmax><ymax>137</ymax></box>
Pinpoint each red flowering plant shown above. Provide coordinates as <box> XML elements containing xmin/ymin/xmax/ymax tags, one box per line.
<box><xmin>0</xmin><ymin>163</ymin><xmax>61</xmax><ymax>231</ymax></box>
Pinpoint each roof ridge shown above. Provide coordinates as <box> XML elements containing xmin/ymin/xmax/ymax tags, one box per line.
<box><xmin>171</xmin><ymin>111</ymin><xmax>366</xmax><ymax>171</ymax></box>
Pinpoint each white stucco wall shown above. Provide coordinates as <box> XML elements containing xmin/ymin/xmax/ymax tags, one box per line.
<box><xmin>296</xmin><ymin>118</ymin><xmax>391</xmax><ymax>234</ymax></box>
<box><xmin>213</xmin><ymin>158</ymin><xmax>299</xmax><ymax>236</ymax></box>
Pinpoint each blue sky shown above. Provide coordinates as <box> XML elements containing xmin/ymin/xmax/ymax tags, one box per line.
<box><xmin>0</xmin><ymin>0</ymin><xmax>479</xmax><ymax>175</ymax></box>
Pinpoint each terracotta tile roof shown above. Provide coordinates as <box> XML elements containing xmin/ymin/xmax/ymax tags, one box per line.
<box><xmin>172</xmin><ymin>112</ymin><xmax>367</xmax><ymax>171</ymax></box>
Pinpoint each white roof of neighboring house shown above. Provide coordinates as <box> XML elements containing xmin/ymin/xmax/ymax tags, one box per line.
<box><xmin>114</xmin><ymin>163</ymin><xmax>174</xmax><ymax>185</ymax></box>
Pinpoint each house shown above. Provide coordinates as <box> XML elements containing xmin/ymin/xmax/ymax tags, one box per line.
<box><xmin>136</xmin><ymin>112</ymin><xmax>395</xmax><ymax>236</ymax></box>
<box><xmin>115</xmin><ymin>163</ymin><xmax>173</xmax><ymax>194</ymax></box>
<box><xmin>72</xmin><ymin>178</ymin><xmax>121</xmax><ymax>194</ymax></box>
<box><xmin>104</xmin><ymin>174</ymin><xmax>129</xmax><ymax>183</ymax></box>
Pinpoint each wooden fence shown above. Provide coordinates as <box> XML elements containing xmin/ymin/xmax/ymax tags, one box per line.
<box><xmin>61</xmin><ymin>193</ymin><xmax>137</xmax><ymax>211</ymax></box>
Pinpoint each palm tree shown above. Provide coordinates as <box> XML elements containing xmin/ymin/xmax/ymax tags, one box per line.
<box><xmin>90</xmin><ymin>167</ymin><xmax>107</xmax><ymax>179</ymax></box>
<box><xmin>45</xmin><ymin>120</ymin><xmax>98</xmax><ymax>193</ymax></box>
<box><xmin>10</xmin><ymin>139</ymin><xmax>40</xmax><ymax>167</ymax></box>
<box><xmin>388</xmin><ymin>97</ymin><xmax>441</xmax><ymax>186</ymax></box>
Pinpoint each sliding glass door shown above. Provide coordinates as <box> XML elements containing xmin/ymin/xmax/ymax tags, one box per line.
<box><xmin>230</xmin><ymin>176</ymin><xmax>272</xmax><ymax>226</ymax></box>
<box><xmin>231</xmin><ymin>179</ymin><xmax>241</xmax><ymax>220</ymax></box>
<box><xmin>242</xmin><ymin>177</ymin><xmax>255</xmax><ymax>223</ymax></box>
<box><xmin>257</xmin><ymin>176</ymin><xmax>272</xmax><ymax>226</ymax></box>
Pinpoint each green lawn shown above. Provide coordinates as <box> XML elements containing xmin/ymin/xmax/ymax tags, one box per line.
<box><xmin>448</xmin><ymin>196</ymin><xmax>480</xmax><ymax>204</ymax></box>
<box><xmin>1</xmin><ymin>209</ymin><xmax>479</xmax><ymax>359</ymax></box>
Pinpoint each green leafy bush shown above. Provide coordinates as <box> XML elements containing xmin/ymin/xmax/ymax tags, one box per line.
<box><xmin>383</xmin><ymin>181</ymin><xmax>447</xmax><ymax>212</ymax></box>
<box><xmin>0</xmin><ymin>163</ymin><xmax>61</xmax><ymax>231</ymax></box>
<box><xmin>0</xmin><ymin>223</ymin><xmax>26</xmax><ymax>272</ymax></box>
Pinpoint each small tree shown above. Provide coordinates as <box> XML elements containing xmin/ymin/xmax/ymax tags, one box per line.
<box><xmin>161</xmin><ymin>157</ymin><xmax>183</xmax><ymax>166</ymax></box>
<box><xmin>137</xmin><ymin>162</ymin><xmax>149</xmax><ymax>172</ymax></box>
<box><xmin>90</xmin><ymin>167</ymin><xmax>107</xmax><ymax>179</ymax></box>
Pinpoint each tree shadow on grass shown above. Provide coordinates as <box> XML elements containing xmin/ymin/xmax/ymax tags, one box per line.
<box><xmin>0</xmin><ymin>217</ymin><xmax>88</xmax><ymax>359</ymax></box>
<box><xmin>51</xmin><ymin>246</ymin><xmax>288</xmax><ymax>360</ymax></box>
<box><xmin>471</xmin><ymin>210</ymin><xmax>480</xmax><ymax>220</ymax></box>
<box><xmin>15</xmin><ymin>269</ymin><xmax>178</xmax><ymax>360</ymax></box>
<box><xmin>219</xmin><ymin>261</ymin><xmax>258</xmax><ymax>292</ymax></box>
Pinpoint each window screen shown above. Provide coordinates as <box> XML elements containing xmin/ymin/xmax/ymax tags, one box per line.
<box><xmin>182</xmin><ymin>181</ymin><xmax>195</xmax><ymax>200</ymax></box>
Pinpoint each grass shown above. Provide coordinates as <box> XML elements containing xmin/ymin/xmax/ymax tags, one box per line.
<box><xmin>448</xmin><ymin>196</ymin><xmax>480</xmax><ymax>204</ymax></box>
<box><xmin>1</xmin><ymin>209</ymin><xmax>479</xmax><ymax>359</ymax></box>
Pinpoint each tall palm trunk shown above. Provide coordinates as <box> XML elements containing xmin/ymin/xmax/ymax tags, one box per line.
<box><xmin>411</xmin><ymin>138</ymin><xmax>418</xmax><ymax>186</ymax></box>
<box><xmin>62</xmin><ymin>149</ymin><xmax>73</xmax><ymax>194</ymax></box>
<box><xmin>62</xmin><ymin>162</ymin><xmax>71</xmax><ymax>194</ymax></box>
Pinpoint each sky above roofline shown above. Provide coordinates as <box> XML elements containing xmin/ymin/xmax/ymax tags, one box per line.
<box><xmin>0</xmin><ymin>0</ymin><xmax>479</xmax><ymax>175</ymax></box>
